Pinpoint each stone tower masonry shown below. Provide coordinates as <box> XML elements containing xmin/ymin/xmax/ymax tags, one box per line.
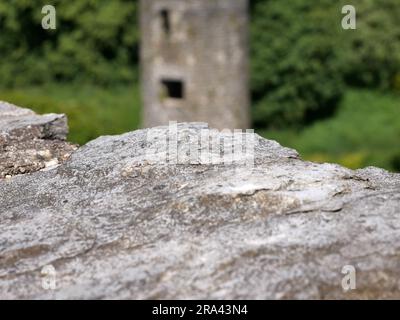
<box><xmin>140</xmin><ymin>0</ymin><xmax>250</xmax><ymax>129</ymax></box>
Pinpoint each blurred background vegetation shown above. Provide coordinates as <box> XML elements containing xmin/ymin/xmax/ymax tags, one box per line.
<box><xmin>0</xmin><ymin>0</ymin><xmax>399</xmax><ymax>171</ymax></box>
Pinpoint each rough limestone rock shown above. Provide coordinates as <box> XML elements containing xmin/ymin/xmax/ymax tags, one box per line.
<box><xmin>0</xmin><ymin>105</ymin><xmax>399</xmax><ymax>299</ymax></box>
<box><xmin>0</xmin><ymin>101</ymin><xmax>77</xmax><ymax>179</ymax></box>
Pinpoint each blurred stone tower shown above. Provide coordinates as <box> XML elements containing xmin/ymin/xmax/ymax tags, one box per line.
<box><xmin>140</xmin><ymin>0</ymin><xmax>250</xmax><ymax>129</ymax></box>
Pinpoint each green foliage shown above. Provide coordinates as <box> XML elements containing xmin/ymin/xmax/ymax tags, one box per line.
<box><xmin>251</xmin><ymin>0</ymin><xmax>344</xmax><ymax>128</ymax></box>
<box><xmin>250</xmin><ymin>0</ymin><xmax>400</xmax><ymax>128</ymax></box>
<box><xmin>0</xmin><ymin>84</ymin><xmax>141</xmax><ymax>144</ymax></box>
<box><xmin>258</xmin><ymin>89</ymin><xmax>400</xmax><ymax>172</ymax></box>
<box><xmin>0</xmin><ymin>0</ymin><xmax>139</xmax><ymax>87</ymax></box>
<box><xmin>338</xmin><ymin>0</ymin><xmax>400</xmax><ymax>90</ymax></box>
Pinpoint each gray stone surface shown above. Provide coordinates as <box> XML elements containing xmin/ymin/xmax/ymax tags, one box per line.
<box><xmin>0</xmin><ymin>101</ymin><xmax>77</xmax><ymax>179</ymax></box>
<box><xmin>141</xmin><ymin>0</ymin><xmax>250</xmax><ymax>129</ymax></box>
<box><xmin>0</xmin><ymin>109</ymin><xmax>399</xmax><ymax>299</ymax></box>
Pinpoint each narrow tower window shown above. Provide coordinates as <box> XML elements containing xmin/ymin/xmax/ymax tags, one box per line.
<box><xmin>161</xmin><ymin>78</ymin><xmax>184</xmax><ymax>99</ymax></box>
<box><xmin>160</xmin><ymin>9</ymin><xmax>171</xmax><ymax>35</ymax></box>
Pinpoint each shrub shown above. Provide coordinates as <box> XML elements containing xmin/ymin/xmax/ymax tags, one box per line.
<box><xmin>250</xmin><ymin>0</ymin><xmax>400</xmax><ymax>128</ymax></box>
<box><xmin>0</xmin><ymin>0</ymin><xmax>139</xmax><ymax>88</ymax></box>
<box><xmin>337</xmin><ymin>0</ymin><xmax>400</xmax><ymax>90</ymax></box>
<box><xmin>250</xmin><ymin>0</ymin><xmax>344</xmax><ymax>128</ymax></box>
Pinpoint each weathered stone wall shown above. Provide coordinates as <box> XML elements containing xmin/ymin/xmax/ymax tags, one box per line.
<box><xmin>0</xmin><ymin>103</ymin><xmax>399</xmax><ymax>299</ymax></box>
<box><xmin>0</xmin><ymin>101</ymin><xmax>77</xmax><ymax>179</ymax></box>
<box><xmin>141</xmin><ymin>0</ymin><xmax>250</xmax><ymax>129</ymax></box>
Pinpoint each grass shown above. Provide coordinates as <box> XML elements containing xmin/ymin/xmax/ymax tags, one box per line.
<box><xmin>1</xmin><ymin>85</ymin><xmax>398</xmax><ymax>172</ymax></box>
<box><xmin>0</xmin><ymin>83</ymin><xmax>141</xmax><ymax>145</ymax></box>
<box><xmin>257</xmin><ymin>89</ymin><xmax>400</xmax><ymax>172</ymax></box>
